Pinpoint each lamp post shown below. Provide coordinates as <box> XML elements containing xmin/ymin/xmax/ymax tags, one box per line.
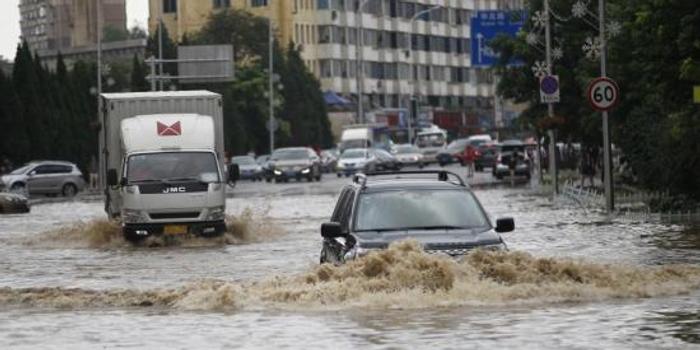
<box><xmin>268</xmin><ymin>17</ymin><xmax>275</xmax><ymax>153</ymax></box>
<box><xmin>406</xmin><ymin>5</ymin><xmax>444</xmax><ymax>144</ymax></box>
<box><xmin>355</xmin><ymin>0</ymin><xmax>372</xmax><ymax>124</ymax></box>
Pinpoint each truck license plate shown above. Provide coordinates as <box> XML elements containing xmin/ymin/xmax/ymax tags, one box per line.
<box><xmin>164</xmin><ymin>225</ymin><xmax>188</xmax><ymax>235</ymax></box>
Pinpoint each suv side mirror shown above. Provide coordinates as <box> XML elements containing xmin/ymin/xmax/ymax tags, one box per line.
<box><xmin>107</xmin><ymin>169</ymin><xmax>118</xmax><ymax>186</ymax></box>
<box><xmin>495</xmin><ymin>217</ymin><xmax>515</xmax><ymax>233</ymax></box>
<box><xmin>228</xmin><ymin>164</ymin><xmax>240</xmax><ymax>183</ymax></box>
<box><xmin>321</xmin><ymin>222</ymin><xmax>344</xmax><ymax>238</ymax></box>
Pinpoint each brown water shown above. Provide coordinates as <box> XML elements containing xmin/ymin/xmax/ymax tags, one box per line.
<box><xmin>1</xmin><ymin>177</ymin><xmax>699</xmax><ymax>349</ymax></box>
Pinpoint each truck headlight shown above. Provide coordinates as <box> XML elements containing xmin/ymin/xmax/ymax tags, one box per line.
<box><xmin>122</xmin><ymin>209</ymin><xmax>147</xmax><ymax>223</ymax></box>
<box><xmin>206</xmin><ymin>206</ymin><xmax>225</xmax><ymax>221</ymax></box>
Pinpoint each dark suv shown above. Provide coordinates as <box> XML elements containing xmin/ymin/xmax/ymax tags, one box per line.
<box><xmin>319</xmin><ymin>171</ymin><xmax>514</xmax><ymax>264</ymax></box>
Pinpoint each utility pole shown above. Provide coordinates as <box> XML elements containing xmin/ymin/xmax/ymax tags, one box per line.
<box><xmin>599</xmin><ymin>0</ymin><xmax>614</xmax><ymax>211</ymax></box>
<box><xmin>268</xmin><ymin>18</ymin><xmax>275</xmax><ymax>153</ymax></box>
<box><xmin>355</xmin><ymin>1</ymin><xmax>368</xmax><ymax>124</ymax></box>
<box><xmin>544</xmin><ymin>0</ymin><xmax>558</xmax><ymax>194</ymax></box>
<box><xmin>158</xmin><ymin>17</ymin><xmax>164</xmax><ymax>91</ymax></box>
<box><xmin>96</xmin><ymin>0</ymin><xmax>103</xmax><ymax>188</ymax></box>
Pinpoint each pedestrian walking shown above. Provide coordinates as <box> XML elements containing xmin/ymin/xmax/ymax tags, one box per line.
<box><xmin>580</xmin><ymin>147</ymin><xmax>596</xmax><ymax>188</ymax></box>
<box><xmin>464</xmin><ymin>144</ymin><xmax>477</xmax><ymax>178</ymax></box>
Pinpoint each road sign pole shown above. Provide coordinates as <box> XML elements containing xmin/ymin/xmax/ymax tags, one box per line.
<box><xmin>599</xmin><ymin>0</ymin><xmax>614</xmax><ymax>212</ymax></box>
<box><xmin>544</xmin><ymin>0</ymin><xmax>558</xmax><ymax>195</ymax></box>
<box><xmin>269</xmin><ymin>18</ymin><xmax>275</xmax><ymax>153</ymax></box>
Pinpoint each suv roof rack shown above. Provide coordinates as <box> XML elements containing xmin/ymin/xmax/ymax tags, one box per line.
<box><xmin>352</xmin><ymin>170</ymin><xmax>467</xmax><ymax>188</ymax></box>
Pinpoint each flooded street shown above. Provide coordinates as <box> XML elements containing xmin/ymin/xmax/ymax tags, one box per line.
<box><xmin>1</xmin><ymin>174</ymin><xmax>699</xmax><ymax>349</ymax></box>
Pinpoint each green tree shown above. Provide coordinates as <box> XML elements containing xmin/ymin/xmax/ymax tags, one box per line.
<box><xmin>278</xmin><ymin>45</ymin><xmax>333</xmax><ymax>148</ymax></box>
<box><xmin>492</xmin><ymin>0</ymin><xmax>700</xmax><ymax>198</ymax></box>
<box><xmin>103</xmin><ymin>25</ymin><xmax>130</xmax><ymax>42</ymax></box>
<box><xmin>0</xmin><ymin>69</ymin><xmax>30</xmax><ymax>164</ymax></box>
<box><xmin>130</xmin><ymin>54</ymin><xmax>149</xmax><ymax>92</ymax></box>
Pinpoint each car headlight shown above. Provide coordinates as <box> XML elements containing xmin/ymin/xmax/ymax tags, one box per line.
<box><xmin>343</xmin><ymin>245</ymin><xmax>375</xmax><ymax>261</ymax></box>
<box><xmin>273</xmin><ymin>169</ymin><xmax>282</xmax><ymax>175</ymax></box>
<box><xmin>337</xmin><ymin>163</ymin><xmax>345</xmax><ymax>169</ymax></box>
<box><xmin>122</xmin><ymin>209</ymin><xmax>147</xmax><ymax>223</ymax></box>
<box><xmin>206</xmin><ymin>206</ymin><xmax>225</xmax><ymax>221</ymax></box>
<box><xmin>301</xmin><ymin>168</ymin><xmax>311</xmax><ymax>174</ymax></box>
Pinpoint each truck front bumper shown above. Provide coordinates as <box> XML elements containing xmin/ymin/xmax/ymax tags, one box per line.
<box><xmin>123</xmin><ymin>220</ymin><xmax>226</xmax><ymax>240</ymax></box>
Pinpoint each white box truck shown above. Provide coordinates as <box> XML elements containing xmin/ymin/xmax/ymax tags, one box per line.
<box><xmin>99</xmin><ymin>91</ymin><xmax>238</xmax><ymax>241</ymax></box>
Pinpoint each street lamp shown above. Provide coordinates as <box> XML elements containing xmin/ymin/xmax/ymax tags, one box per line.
<box><xmin>406</xmin><ymin>5</ymin><xmax>444</xmax><ymax>143</ymax></box>
<box><xmin>268</xmin><ymin>17</ymin><xmax>275</xmax><ymax>153</ymax></box>
<box><xmin>355</xmin><ymin>0</ymin><xmax>372</xmax><ymax>124</ymax></box>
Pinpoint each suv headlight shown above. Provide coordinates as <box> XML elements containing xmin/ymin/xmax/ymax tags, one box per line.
<box><xmin>122</xmin><ymin>209</ymin><xmax>147</xmax><ymax>223</ymax></box>
<box><xmin>206</xmin><ymin>206</ymin><xmax>225</xmax><ymax>221</ymax></box>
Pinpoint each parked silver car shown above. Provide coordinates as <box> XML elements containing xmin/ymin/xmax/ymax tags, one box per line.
<box><xmin>0</xmin><ymin>161</ymin><xmax>86</xmax><ymax>197</ymax></box>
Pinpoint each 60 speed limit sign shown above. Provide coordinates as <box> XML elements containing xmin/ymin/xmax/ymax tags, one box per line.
<box><xmin>587</xmin><ymin>77</ymin><xmax>620</xmax><ymax>111</ymax></box>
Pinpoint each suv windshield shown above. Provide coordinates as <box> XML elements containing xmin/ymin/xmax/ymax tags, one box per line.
<box><xmin>354</xmin><ymin>189</ymin><xmax>489</xmax><ymax>231</ymax></box>
<box><xmin>272</xmin><ymin>149</ymin><xmax>308</xmax><ymax>160</ymax></box>
<box><xmin>127</xmin><ymin>152</ymin><xmax>219</xmax><ymax>183</ymax></box>
<box><xmin>342</xmin><ymin>149</ymin><xmax>368</xmax><ymax>159</ymax></box>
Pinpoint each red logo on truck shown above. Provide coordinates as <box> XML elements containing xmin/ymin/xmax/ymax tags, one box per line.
<box><xmin>157</xmin><ymin>121</ymin><xmax>181</xmax><ymax>136</ymax></box>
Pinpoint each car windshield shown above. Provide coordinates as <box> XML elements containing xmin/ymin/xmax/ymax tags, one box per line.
<box><xmin>394</xmin><ymin>145</ymin><xmax>419</xmax><ymax>154</ymax></box>
<box><xmin>232</xmin><ymin>156</ymin><xmax>256</xmax><ymax>165</ymax></box>
<box><xmin>272</xmin><ymin>149</ymin><xmax>309</xmax><ymax>160</ymax></box>
<box><xmin>10</xmin><ymin>165</ymin><xmax>33</xmax><ymax>175</ymax></box>
<box><xmin>342</xmin><ymin>149</ymin><xmax>368</xmax><ymax>159</ymax></box>
<box><xmin>446</xmin><ymin>139</ymin><xmax>469</xmax><ymax>151</ymax></box>
<box><xmin>354</xmin><ymin>189</ymin><xmax>490</xmax><ymax>231</ymax></box>
<box><xmin>127</xmin><ymin>152</ymin><xmax>219</xmax><ymax>183</ymax></box>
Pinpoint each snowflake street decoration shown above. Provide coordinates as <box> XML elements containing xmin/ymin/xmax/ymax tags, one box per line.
<box><xmin>526</xmin><ymin>32</ymin><xmax>539</xmax><ymax>46</ymax></box>
<box><xmin>532</xmin><ymin>11</ymin><xmax>547</xmax><ymax>28</ymax></box>
<box><xmin>552</xmin><ymin>47</ymin><xmax>564</xmax><ymax>61</ymax></box>
<box><xmin>532</xmin><ymin>61</ymin><xmax>549</xmax><ymax>78</ymax></box>
<box><xmin>582</xmin><ymin>36</ymin><xmax>602</xmax><ymax>60</ymax></box>
<box><xmin>607</xmin><ymin>21</ymin><xmax>622</xmax><ymax>38</ymax></box>
<box><xmin>571</xmin><ymin>1</ymin><xmax>587</xmax><ymax>18</ymax></box>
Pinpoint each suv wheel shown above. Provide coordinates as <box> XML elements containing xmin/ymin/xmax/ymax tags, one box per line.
<box><xmin>62</xmin><ymin>183</ymin><xmax>78</xmax><ymax>197</ymax></box>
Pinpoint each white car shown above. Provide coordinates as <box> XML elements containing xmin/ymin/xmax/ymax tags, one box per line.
<box><xmin>392</xmin><ymin>144</ymin><xmax>424</xmax><ymax>168</ymax></box>
<box><xmin>1</xmin><ymin>161</ymin><xmax>86</xmax><ymax>197</ymax></box>
<box><xmin>336</xmin><ymin>148</ymin><xmax>377</xmax><ymax>177</ymax></box>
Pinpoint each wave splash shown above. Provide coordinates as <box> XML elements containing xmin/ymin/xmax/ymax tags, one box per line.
<box><xmin>21</xmin><ymin>208</ymin><xmax>283</xmax><ymax>249</ymax></box>
<box><xmin>2</xmin><ymin>241</ymin><xmax>700</xmax><ymax>311</ymax></box>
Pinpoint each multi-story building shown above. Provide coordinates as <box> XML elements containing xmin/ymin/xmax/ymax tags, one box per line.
<box><xmin>19</xmin><ymin>0</ymin><xmax>127</xmax><ymax>53</ymax></box>
<box><xmin>149</xmin><ymin>0</ymin><xmax>523</xmax><ymax>127</ymax></box>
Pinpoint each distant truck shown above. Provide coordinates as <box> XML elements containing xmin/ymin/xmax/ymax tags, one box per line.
<box><xmin>339</xmin><ymin>124</ymin><xmax>392</xmax><ymax>152</ymax></box>
<box><xmin>99</xmin><ymin>91</ymin><xmax>238</xmax><ymax>241</ymax></box>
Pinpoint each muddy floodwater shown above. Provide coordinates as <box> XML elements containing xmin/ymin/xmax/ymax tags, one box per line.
<box><xmin>1</xmin><ymin>178</ymin><xmax>699</xmax><ymax>349</ymax></box>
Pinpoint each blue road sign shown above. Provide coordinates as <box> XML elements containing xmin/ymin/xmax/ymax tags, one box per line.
<box><xmin>471</xmin><ymin>11</ymin><xmax>527</xmax><ymax>67</ymax></box>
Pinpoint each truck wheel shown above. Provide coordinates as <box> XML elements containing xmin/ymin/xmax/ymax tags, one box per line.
<box><xmin>62</xmin><ymin>183</ymin><xmax>78</xmax><ymax>197</ymax></box>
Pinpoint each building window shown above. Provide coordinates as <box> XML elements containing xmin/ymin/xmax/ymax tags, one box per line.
<box><xmin>163</xmin><ymin>0</ymin><xmax>177</xmax><ymax>13</ymax></box>
<box><xmin>251</xmin><ymin>0</ymin><xmax>268</xmax><ymax>7</ymax></box>
<box><xmin>213</xmin><ymin>0</ymin><xmax>230</xmax><ymax>8</ymax></box>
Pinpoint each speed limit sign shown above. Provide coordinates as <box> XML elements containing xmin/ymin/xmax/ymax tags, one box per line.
<box><xmin>587</xmin><ymin>77</ymin><xmax>620</xmax><ymax>111</ymax></box>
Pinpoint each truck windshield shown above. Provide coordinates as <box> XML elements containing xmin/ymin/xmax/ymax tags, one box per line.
<box><xmin>416</xmin><ymin>133</ymin><xmax>446</xmax><ymax>148</ymax></box>
<box><xmin>127</xmin><ymin>152</ymin><xmax>219</xmax><ymax>183</ymax></box>
<box><xmin>354</xmin><ymin>189</ymin><xmax>489</xmax><ymax>232</ymax></box>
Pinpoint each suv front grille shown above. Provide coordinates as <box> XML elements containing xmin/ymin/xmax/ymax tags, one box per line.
<box><xmin>149</xmin><ymin>212</ymin><xmax>200</xmax><ymax>220</ymax></box>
